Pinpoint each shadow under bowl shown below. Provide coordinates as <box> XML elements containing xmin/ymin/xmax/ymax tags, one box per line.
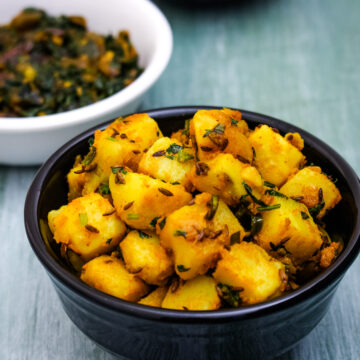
<box><xmin>25</xmin><ymin>106</ymin><xmax>360</xmax><ymax>360</ymax></box>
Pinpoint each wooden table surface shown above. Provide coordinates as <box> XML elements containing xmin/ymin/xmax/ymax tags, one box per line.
<box><xmin>1</xmin><ymin>0</ymin><xmax>359</xmax><ymax>359</ymax></box>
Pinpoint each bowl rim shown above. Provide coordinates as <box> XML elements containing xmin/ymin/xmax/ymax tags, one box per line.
<box><xmin>24</xmin><ymin>106</ymin><xmax>360</xmax><ymax>323</ymax></box>
<box><xmin>0</xmin><ymin>0</ymin><xmax>172</xmax><ymax>132</ymax></box>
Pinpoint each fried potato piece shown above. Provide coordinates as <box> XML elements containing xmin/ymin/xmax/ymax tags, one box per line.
<box><xmin>48</xmin><ymin>193</ymin><xmax>126</xmax><ymax>261</ymax></box>
<box><xmin>280</xmin><ymin>166</ymin><xmax>341</xmax><ymax>219</ymax></box>
<box><xmin>67</xmin><ymin>113</ymin><xmax>162</xmax><ymax>198</ymax></box>
<box><xmin>159</xmin><ymin>193</ymin><xmax>242</xmax><ymax>280</ymax></box>
<box><xmin>120</xmin><ymin>230</ymin><xmax>174</xmax><ymax>285</ymax></box>
<box><xmin>213</xmin><ymin>242</ymin><xmax>285</xmax><ymax>305</ymax></box>
<box><xmin>255</xmin><ymin>196</ymin><xmax>323</xmax><ymax>264</ymax></box>
<box><xmin>162</xmin><ymin>275</ymin><xmax>221</xmax><ymax>311</ymax></box>
<box><xmin>109</xmin><ymin>171</ymin><xmax>192</xmax><ymax>229</ymax></box>
<box><xmin>138</xmin><ymin>137</ymin><xmax>195</xmax><ymax>189</ymax></box>
<box><xmin>81</xmin><ymin>255</ymin><xmax>149</xmax><ymax>301</ymax></box>
<box><xmin>190</xmin><ymin>109</ymin><xmax>253</xmax><ymax>163</ymax></box>
<box><xmin>188</xmin><ymin>153</ymin><xmax>263</xmax><ymax>206</ymax></box>
<box><xmin>249</xmin><ymin>125</ymin><xmax>305</xmax><ymax>186</ymax></box>
<box><xmin>138</xmin><ymin>286</ymin><xmax>168</xmax><ymax>307</ymax></box>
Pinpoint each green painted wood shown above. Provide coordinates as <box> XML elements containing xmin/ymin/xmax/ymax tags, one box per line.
<box><xmin>0</xmin><ymin>0</ymin><xmax>359</xmax><ymax>359</ymax></box>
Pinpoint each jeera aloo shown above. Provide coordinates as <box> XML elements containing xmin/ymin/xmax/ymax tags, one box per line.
<box><xmin>47</xmin><ymin>109</ymin><xmax>342</xmax><ymax>310</ymax></box>
<box><xmin>0</xmin><ymin>8</ymin><xmax>142</xmax><ymax>117</ymax></box>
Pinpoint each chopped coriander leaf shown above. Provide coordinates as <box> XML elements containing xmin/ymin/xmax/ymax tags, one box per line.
<box><xmin>165</xmin><ymin>155</ymin><xmax>175</xmax><ymax>160</ymax></box>
<box><xmin>205</xmin><ymin>195</ymin><xmax>219</xmax><ymax>220</ymax></box>
<box><xmin>159</xmin><ymin>217</ymin><xmax>166</xmax><ymax>229</ymax></box>
<box><xmin>177</xmin><ymin>265</ymin><xmax>190</xmax><ymax>272</ymax></box>
<box><xmin>230</xmin><ymin>231</ymin><xmax>241</xmax><ymax>245</ymax></box>
<box><xmin>111</xmin><ymin>166</ymin><xmax>127</xmax><ymax>175</ymax></box>
<box><xmin>309</xmin><ymin>201</ymin><xmax>325</xmax><ymax>218</ymax></box>
<box><xmin>231</xmin><ymin>118</ymin><xmax>238</xmax><ymax>126</ymax></box>
<box><xmin>242</xmin><ymin>182</ymin><xmax>266</xmax><ymax>206</ymax></box>
<box><xmin>264</xmin><ymin>181</ymin><xmax>276</xmax><ymax>188</ymax></box>
<box><xmin>150</xmin><ymin>216</ymin><xmax>160</xmax><ymax>227</ymax></box>
<box><xmin>88</xmin><ymin>137</ymin><xmax>94</xmax><ymax>147</ymax></box>
<box><xmin>203</xmin><ymin>123</ymin><xmax>226</xmax><ymax>138</ymax></box>
<box><xmin>177</xmin><ymin>150</ymin><xmax>194</xmax><ymax>163</ymax></box>
<box><xmin>99</xmin><ymin>184</ymin><xmax>110</xmax><ymax>195</ymax></box>
<box><xmin>79</xmin><ymin>213</ymin><xmax>88</xmax><ymax>226</ymax></box>
<box><xmin>174</xmin><ymin>229</ymin><xmax>187</xmax><ymax>238</ymax></box>
<box><xmin>127</xmin><ymin>213</ymin><xmax>139</xmax><ymax>220</ymax></box>
<box><xmin>106</xmin><ymin>238</ymin><xmax>112</xmax><ymax>245</ymax></box>
<box><xmin>82</xmin><ymin>146</ymin><xmax>96</xmax><ymax>165</ymax></box>
<box><xmin>257</xmin><ymin>204</ymin><xmax>281</xmax><ymax>211</ymax></box>
<box><xmin>138</xmin><ymin>230</ymin><xmax>150</xmax><ymax>239</ymax></box>
<box><xmin>301</xmin><ymin>211</ymin><xmax>310</xmax><ymax>220</ymax></box>
<box><xmin>106</xmin><ymin>136</ymin><xmax>118</xmax><ymax>142</ymax></box>
<box><xmin>217</xmin><ymin>283</ymin><xmax>241</xmax><ymax>308</ymax></box>
<box><xmin>166</xmin><ymin>143</ymin><xmax>182</xmax><ymax>154</ymax></box>
<box><xmin>265</xmin><ymin>189</ymin><xmax>287</xmax><ymax>198</ymax></box>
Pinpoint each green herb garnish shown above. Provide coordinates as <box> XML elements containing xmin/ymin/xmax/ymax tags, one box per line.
<box><xmin>127</xmin><ymin>213</ymin><xmax>139</xmax><ymax>220</ymax></box>
<box><xmin>217</xmin><ymin>283</ymin><xmax>242</xmax><ymax>308</ymax></box>
<box><xmin>257</xmin><ymin>204</ymin><xmax>281</xmax><ymax>211</ymax></box>
<box><xmin>159</xmin><ymin>217</ymin><xmax>166</xmax><ymax>230</ymax></box>
<box><xmin>243</xmin><ymin>182</ymin><xmax>266</xmax><ymax>206</ymax></box>
<box><xmin>111</xmin><ymin>166</ymin><xmax>127</xmax><ymax>175</ymax></box>
<box><xmin>138</xmin><ymin>231</ymin><xmax>150</xmax><ymax>239</ymax></box>
<box><xmin>177</xmin><ymin>265</ymin><xmax>190</xmax><ymax>272</ymax></box>
<box><xmin>203</xmin><ymin>123</ymin><xmax>225</xmax><ymax>137</ymax></box>
<box><xmin>177</xmin><ymin>150</ymin><xmax>194</xmax><ymax>163</ymax></box>
<box><xmin>88</xmin><ymin>137</ymin><xmax>94</xmax><ymax>147</ymax></box>
<box><xmin>264</xmin><ymin>181</ymin><xmax>276</xmax><ymax>188</ymax></box>
<box><xmin>309</xmin><ymin>201</ymin><xmax>325</xmax><ymax>218</ymax></box>
<box><xmin>230</xmin><ymin>231</ymin><xmax>241</xmax><ymax>245</ymax></box>
<box><xmin>166</xmin><ymin>143</ymin><xmax>182</xmax><ymax>154</ymax></box>
<box><xmin>205</xmin><ymin>195</ymin><xmax>219</xmax><ymax>220</ymax></box>
<box><xmin>265</xmin><ymin>189</ymin><xmax>287</xmax><ymax>198</ymax></box>
<box><xmin>79</xmin><ymin>213</ymin><xmax>88</xmax><ymax>226</ymax></box>
<box><xmin>174</xmin><ymin>230</ymin><xmax>187</xmax><ymax>238</ymax></box>
<box><xmin>301</xmin><ymin>211</ymin><xmax>310</xmax><ymax>220</ymax></box>
<box><xmin>106</xmin><ymin>238</ymin><xmax>112</xmax><ymax>245</ymax></box>
<box><xmin>231</xmin><ymin>118</ymin><xmax>238</xmax><ymax>126</ymax></box>
<box><xmin>82</xmin><ymin>146</ymin><xmax>96</xmax><ymax>165</ymax></box>
<box><xmin>99</xmin><ymin>184</ymin><xmax>110</xmax><ymax>195</ymax></box>
<box><xmin>150</xmin><ymin>216</ymin><xmax>160</xmax><ymax>227</ymax></box>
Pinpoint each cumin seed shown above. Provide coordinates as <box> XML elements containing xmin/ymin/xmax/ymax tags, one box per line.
<box><xmin>85</xmin><ymin>224</ymin><xmax>99</xmax><ymax>233</ymax></box>
<box><xmin>123</xmin><ymin>201</ymin><xmax>134</xmax><ymax>210</ymax></box>
<box><xmin>200</xmin><ymin>146</ymin><xmax>212</xmax><ymax>152</ymax></box>
<box><xmin>152</xmin><ymin>150</ymin><xmax>166</xmax><ymax>157</ymax></box>
<box><xmin>102</xmin><ymin>209</ymin><xmax>115</xmax><ymax>216</ymax></box>
<box><xmin>158</xmin><ymin>187</ymin><xmax>173</xmax><ymax>196</ymax></box>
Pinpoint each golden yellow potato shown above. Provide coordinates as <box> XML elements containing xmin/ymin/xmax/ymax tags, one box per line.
<box><xmin>49</xmin><ymin>193</ymin><xmax>126</xmax><ymax>261</ymax></box>
<box><xmin>68</xmin><ymin>113</ymin><xmax>162</xmax><ymax>197</ymax></box>
<box><xmin>249</xmin><ymin>125</ymin><xmax>305</xmax><ymax>186</ymax></box>
<box><xmin>159</xmin><ymin>193</ymin><xmax>233</xmax><ymax>280</ymax></box>
<box><xmin>138</xmin><ymin>286</ymin><xmax>168</xmax><ymax>307</ymax></box>
<box><xmin>188</xmin><ymin>153</ymin><xmax>263</xmax><ymax>206</ymax></box>
<box><xmin>120</xmin><ymin>230</ymin><xmax>174</xmax><ymax>285</ymax></box>
<box><xmin>280</xmin><ymin>166</ymin><xmax>341</xmax><ymax>219</ymax></box>
<box><xmin>109</xmin><ymin>170</ymin><xmax>192</xmax><ymax>229</ymax></box>
<box><xmin>162</xmin><ymin>275</ymin><xmax>221</xmax><ymax>311</ymax></box>
<box><xmin>81</xmin><ymin>255</ymin><xmax>149</xmax><ymax>301</ymax></box>
<box><xmin>213</xmin><ymin>242</ymin><xmax>285</xmax><ymax>305</ymax></box>
<box><xmin>190</xmin><ymin>109</ymin><xmax>253</xmax><ymax>163</ymax></box>
<box><xmin>255</xmin><ymin>196</ymin><xmax>323</xmax><ymax>263</ymax></box>
<box><xmin>138</xmin><ymin>137</ymin><xmax>195</xmax><ymax>189</ymax></box>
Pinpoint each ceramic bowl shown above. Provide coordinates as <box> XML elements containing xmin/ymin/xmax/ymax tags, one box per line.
<box><xmin>0</xmin><ymin>0</ymin><xmax>172</xmax><ymax>165</ymax></box>
<box><xmin>24</xmin><ymin>107</ymin><xmax>360</xmax><ymax>360</ymax></box>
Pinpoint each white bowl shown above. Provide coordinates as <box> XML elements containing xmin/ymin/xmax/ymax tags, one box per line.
<box><xmin>0</xmin><ymin>0</ymin><xmax>172</xmax><ymax>165</ymax></box>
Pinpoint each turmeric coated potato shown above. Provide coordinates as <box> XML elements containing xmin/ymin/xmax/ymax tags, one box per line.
<box><xmin>48</xmin><ymin>193</ymin><xmax>126</xmax><ymax>261</ymax></box>
<box><xmin>189</xmin><ymin>153</ymin><xmax>263</xmax><ymax>206</ymax></box>
<box><xmin>162</xmin><ymin>275</ymin><xmax>221</xmax><ymax>311</ymax></box>
<box><xmin>81</xmin><ymin>255</ymin><xmax>149</xmax><ymax>301</ymax></box>
<box><xmin>160</xmin><ymin>193</ymin><xmax>237</xmax><ymax>280</ymax></box>
<box><xmin>109</xmin><ymin>170</ymin><xmax>192</xmax><ymax>229</ymax></box>
<box><xmin>120</xmin><ymin>230</ymin><xmax>174</xmax><ymax>285</ymax></box>
<box><xmin>190</xmin><ymin>109</ymin><xmax>253</xmax><ymax>163</ymax></box>
<box><xmin>280</xmin><ymin>166</ymin><xmax>341</xmax><ymax>219</ymax></box>
<box><xmin>138</xmin><ymin>286</ymin><xmax>168</xmax><ymax>307</ymax></box>
<box><xmin>213</xmin><ymin>242</ymin><xmax>285</xmax><ymax>305</ymax></box>
<box><xmin>256</xmin><ymin>196</ymin><xmax>323</xmax><ymax>264</ymax></box>
<box><xmin>138</xmin><ymin>137</ymin><xmax>195</xmax><ymax>189</ymax></box>
<box><xmin>249</xmin><ymin>125</ymin><xmax>305</xmax><ymax>186</ymax></box>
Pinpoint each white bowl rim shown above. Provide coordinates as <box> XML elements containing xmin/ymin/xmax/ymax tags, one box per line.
<box><xmin>0</xmin><ymin>0</ymin><xmax>172</xmax><ymax>133</ymax></box>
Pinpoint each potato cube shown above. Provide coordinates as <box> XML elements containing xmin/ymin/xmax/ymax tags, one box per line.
<box><xmin>280</xmin><ymin>166</ymin><xmax>341</xmax><ymax>219</ymax></box>
<box><xmin>138</xmin><ymin>286</ymin><xmax>168</xmax><ymax>307</ymax></box>
<box><xmin>249</xmin><ymin>125</ymin><xmax>305</xmax><ymax>186</ymax></box>
<box><xmin>188</xmin><ymin>153</ymin><xmax>263</xmax><ymax>206</ymax></box>
<box><xmin>109</xmin><ymin>171</ymin><xmax>192</xmax><ymax>229</ymax></box>
<box><xmin>213</xmin><ymin>242</ymin><xmax>285</xmax><ymax>305</ymax></box>
<box><xmin>138</xmin><ymin>137</ymin><xmax>195</xmax><ymax>188</ymax></box>
<box><xmin>120</xmin><ymin>230</ymin><xmax>174</xmax><ymax>285</ymax></box>
<box><xmin>160</xmin><ymin>193</ymin><xmax>240</xmax><ymax>280</ymax></box>
<box><xmin>255</xmin><ymin>196</ymin><xmax>323</xmax><ymax>263</ymax></box>
<box><xmin>48</xmin><ymin>193</ymin><xmax>126</xmax><ymax>261</ymax></box>
<box><xmin>190</xmin><ymin>109</ymin><xmax>253</xmax><ymax>163</ymax></box>
<box><xmin>81</xmin><ymin>255</ymin><xmax>149</xmax><ymax>301</ymax></box>
<box><xmin>162</xmin><ymin>275</ymin><xmax>221</xmax><ymax>311</ymax></box>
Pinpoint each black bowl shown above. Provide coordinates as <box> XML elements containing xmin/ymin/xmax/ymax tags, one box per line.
<box><xmin>25</xmin><ymin>106</ymin><xmax>360</xmax><ymax>360</ymax></box>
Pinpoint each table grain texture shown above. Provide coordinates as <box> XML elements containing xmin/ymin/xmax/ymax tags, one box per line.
<box><xmin>1</xmin><ymin>0</ymin><xmax>359</xmax><ymax>359</ymax></box>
